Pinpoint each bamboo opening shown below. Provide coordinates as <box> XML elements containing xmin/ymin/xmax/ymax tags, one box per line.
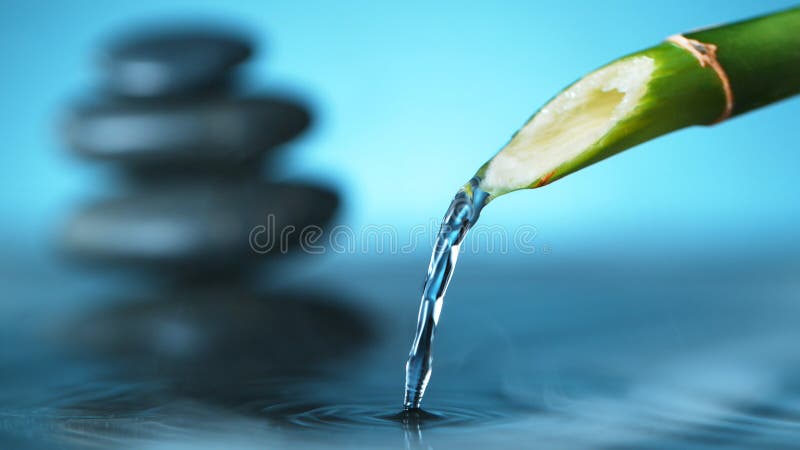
<box><xmin>481</xmin><ymin>56</ymin><xmax>655</xmax><ymax>193</ymax></box>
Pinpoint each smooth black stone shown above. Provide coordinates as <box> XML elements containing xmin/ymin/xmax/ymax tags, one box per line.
<box><xmin>61</xmin><ymin>182</ymin><xmax>338</xmax><ymax>269</ymax></box>
<box><xmin>62</xmin><ymin>96</ymin><xmax>311</xmax><ymax>166</ymax></box>
<box><xmin>100</xmin><ymin>26</ymin><xmax>253</xmax><ymax>97</ymax></box>
<box><xmin>118</xmin><ymin>159</ymin><xmax>266</xmax><ymax>181</ymax></box>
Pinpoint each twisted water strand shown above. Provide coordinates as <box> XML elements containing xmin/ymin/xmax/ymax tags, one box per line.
<box><xmin>403</xmin><ymin>177</ymin><xmax>489</xmax><ymax>409</ymax></box>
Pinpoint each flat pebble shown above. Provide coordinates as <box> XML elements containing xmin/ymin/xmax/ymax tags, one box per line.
<box><xmin>61</xmin><ymin>182</ymin><xmax>338</xmax><ymax>269</ymax></box>
<box><xmin>100</xmin><ymin>26</ymin><xmax>253</xmax><ymax>97</ymax></box>
<box><xmin>62</xmin><ymin>96</ymin><xmax>311</xmax><ymax>166</ymax></box>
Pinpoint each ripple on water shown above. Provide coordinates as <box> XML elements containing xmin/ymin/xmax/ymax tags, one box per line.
<box><xmin>260</xmin><ymin>398</ymin><xmax>512</xmax><ymax>431</ymax></box>
<box><xmin>8</xmin><ymin>377</ymin><xmax>800</xmax><ymax>449</ymax></box>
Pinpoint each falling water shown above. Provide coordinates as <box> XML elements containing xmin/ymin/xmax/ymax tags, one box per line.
<box><xmin>403</xmin><ymin>177</ymin><xmax>490</xmax><ymax>410</ymax></box>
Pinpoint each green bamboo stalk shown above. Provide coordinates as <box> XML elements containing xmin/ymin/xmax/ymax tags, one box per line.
<box><xmin>476</xmin><ymin>7</ymin><xmax>800</xmax><ymax>198</ymax></box>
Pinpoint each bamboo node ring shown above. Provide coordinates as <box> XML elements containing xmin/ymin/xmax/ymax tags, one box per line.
<box><xmin>667</xmin><ymin>34</ymin><xmax>734</xmax><ymax>123</ymax></box>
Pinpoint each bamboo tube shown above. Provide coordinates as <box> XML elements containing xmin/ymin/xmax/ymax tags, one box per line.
<box><xmin>476</xmin><ymin>7</ymin><xmax>800</xmax><ymax>197</ymax></box>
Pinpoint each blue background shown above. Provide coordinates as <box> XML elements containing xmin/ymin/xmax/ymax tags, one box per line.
<box><xmin>1</xmin><ymin>0</ymin><xmax>798</xmax><ymax>259</ymax></box>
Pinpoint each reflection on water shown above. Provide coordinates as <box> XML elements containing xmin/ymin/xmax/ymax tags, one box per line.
<box><xmin>64</xmin><ymin>286</ymin><xmax>369</xmax><ymax>370</ymax></box>
<box><xmin>263</xmin><ymin>398</ymin><xmax>509</xmax><ymax>430</ymax></box>
<box><xmin>3</xmin><ymin>256</ymin><xmax>800</xmax><ymax>449</ymax></box>
<box><xmin>60</xmin><ymin>285</ymin><xmax>373</xmax><ymax>409</ymax></box>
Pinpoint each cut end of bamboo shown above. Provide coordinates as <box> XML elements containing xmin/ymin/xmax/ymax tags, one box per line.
<box><xmin>480</xmin><ymin>56</ymin><xmax>656</xmax><ymax>195</ymax></box>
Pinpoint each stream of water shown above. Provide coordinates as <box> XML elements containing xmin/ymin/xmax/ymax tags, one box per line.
<box><xmin>403</xmin><ymin>177</ymin><xmax>490</xmax><ymax>409</ymax></box>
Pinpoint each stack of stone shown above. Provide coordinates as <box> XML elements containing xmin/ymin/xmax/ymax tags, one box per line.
<box><xmin>53</xmin><ymin>25</ymin><xmax>371</xmax><ymax>403</ymax></box>
<box><xmin>59</xmin><ymin>23</ymin><xmax>338</xmax><ymax>275</ymax></box>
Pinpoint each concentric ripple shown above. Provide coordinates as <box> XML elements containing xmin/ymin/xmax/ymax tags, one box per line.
<box><xmin>260</xmin><ymin>398</ymin><xmax>511</xmax><ymax>431</ymax></box>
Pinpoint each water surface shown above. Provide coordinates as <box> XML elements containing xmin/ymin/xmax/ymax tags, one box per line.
<box><xmin>3</xmin><ymin>254</ymin><xmax>800</xmax><ymax>449</ymax></box>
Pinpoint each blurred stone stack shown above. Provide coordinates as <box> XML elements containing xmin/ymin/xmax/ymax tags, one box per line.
<box><xmin>60</xmin><ymin>23</ymin><xmax>338</xmax><ymax>276</ymax></box>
